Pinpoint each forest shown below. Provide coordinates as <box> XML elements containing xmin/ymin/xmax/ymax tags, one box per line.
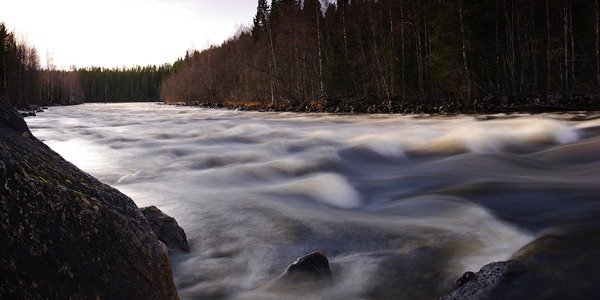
<box><xmin>3</xmin><ymin>1</ymin><xmax>600</xmax><ymax>112</ymax></box>
<box><xmin>77</xmin><ymin>66</ymin><xmax>170</xmax><ymax>103</ymax></box>
<box><xmin>1</xmin><ymin>22</ymin><xmax>169</xmax><ymax>107</ymax></box>
<box><xmin>162</xmin><ymin>0</ymin><xmax>600</xmax><ymax>113</ymax></box>
<box><xmin>0</xmin><ymin>23</ymin><xmax>39</xmax><ymax>108</ymax></box>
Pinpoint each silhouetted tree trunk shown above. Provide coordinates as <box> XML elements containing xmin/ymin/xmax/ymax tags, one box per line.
<box><xmin>267</xmin><ymin>24</ymin><xmax>277</xmax><ymax>105</ymax></box>
<box><xmin>458</xmin><ymin>0</ymin><xmax>471</xmax><ymax>101</ymax></box>
<box><xmin>400</xmin><ymin>0</ymin><xmax>406</xmax><ymax>95</ymax></box>
<box><xmin>569</xmin><ymin>0</ymin><xmax>575</xmax><ymax>90</ymax></box>
<box><xmin>415</xmin><ymin>0</ymin><xmax>425</xmax><ymax>100</ymax></box>
<box><xmin>530</xmin><ymin>2</ymin><xmax>539</xmax><ymax>93</ymax></box>
<box><xmin>316</xmin><ymin>3</ymin><xmax>324</xmax><ymax>96</ymax></box>
<box><xmin>564</xmin><ymin>0</ymin><xmax>570</xmax><ymax>94</ymax></box>
<box><xmin>596</xmin><ymin>0</ymin><xmax>600</xmax><ymax>85</ymax></box>
<box><xmin>387</xmin><ymin>0</ymin><xmax>397</xmax><ymax>101</ymax></box>
<box><xmin>546</xmin><ymin>0</ymin><xmax>551</xmax><ymax>93</ymax></box>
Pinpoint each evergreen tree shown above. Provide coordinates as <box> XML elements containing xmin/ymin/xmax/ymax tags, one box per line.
<box><xmin>251</xmin><ymin>0</ymin><xmax>269</xmax><ymax>41</ymax></box>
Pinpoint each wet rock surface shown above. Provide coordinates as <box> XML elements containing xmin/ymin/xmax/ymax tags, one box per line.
<box><xmin>141</xmin><ymin>205</ymin><xmax>190</xmax><ymax>252</ymax></box>
<box><xmin>0</xmin><ymin>100</ymin><xmax>178</xmax><ymax>298</ymax></box>
<box><xmin>0</xmin><ymin>98</ymin><xmax>31</xmax><ymax>135</ymax></box>
<box><xmin>441</xmin><ymin>261</ymin><xmax>525</xmax><ymax>299</ymax></box>
<box><xmin>441</xmin><ymin>228</ymin><xmax>600</xmax><ymax>299</ymax></box>
<box><xmin>256</xmin><ymin>251</ymin><xmax>333</xmax><ymax>296</ymax></box>
<box><xmin>281</xmin><ymin>251</ymin><xmax>332</xmax><ymax>281</ymax></box>
<box><xmin>254</xmin><ymin>247</ymin><xmax>449</xmax><ymax>299</ymax></box>
<box><xmin>347</xmin><ymin>247</ymin><xmax>447</xmax><ymax>299</ymax></box>
<box><xmin>456</xmin><ymin>271</ymin><xmax>477</xmax><ymax>287</ymax></box>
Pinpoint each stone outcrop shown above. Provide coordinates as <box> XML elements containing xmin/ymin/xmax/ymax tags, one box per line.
<box><xmin>257</xmin><ymin>251</ymin><xmax>333</xmax><ymax>296</ymax></box>
<box><xmin>442</xmin><ymin>228</ymin><xmax>600</xmax><ymax>299</ymax></box>
<box><xmin>0</xmin><ymin>97</ymin><xmax>31</xmax><ymax>135</ymax></box>
<box><xmin>141</xmin><ymin>206</ymin><xmax>190</xmax><ymax>252</ymax></box>
<box><xmin>280</xmin><ymin>251</ymin><xmax>332</xmax><ymax>281</ymax></box>
<box><xmin>0</xmin><ymin>99</ymin><xmax>178</xmax><ymax>298</ymax></box>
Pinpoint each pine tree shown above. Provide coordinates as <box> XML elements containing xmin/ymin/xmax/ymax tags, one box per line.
<box><xmin>251</xmin><ymin>0</ymin><xmax>269</xmax><ymax>42</ymax></box>
<box><xmin>0</xmin><ymin>23</ymin><xmax>8</xmax><ymax>97</ymax></box>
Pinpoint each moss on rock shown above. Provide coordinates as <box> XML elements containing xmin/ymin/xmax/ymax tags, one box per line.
<box><xmin>0</xmin><ymin>99</ymin><xmax>178</xmax><ymax>298</ymax></box>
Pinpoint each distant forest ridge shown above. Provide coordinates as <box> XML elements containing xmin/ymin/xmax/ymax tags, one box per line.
<box><xmin>3</xmin><ymin>0</ymin><xmax>600</xmax><ymax>113</ymax></box>
<box><xmin>0</xmin><ymin>23</ymin><xmax>170</xmax><ymax>108</ymax></box>
<box><xmin>163</xmin><ymin>0</ymin><xmax>600</xmax><ymax>113</ymax></box>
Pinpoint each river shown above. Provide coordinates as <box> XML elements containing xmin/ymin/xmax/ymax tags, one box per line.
<box><xmin>26</xmin><ymin>103</ymin><xmax>600</xmax><ymax>299</ymax></box>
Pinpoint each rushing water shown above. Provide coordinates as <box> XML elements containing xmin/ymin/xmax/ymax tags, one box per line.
<box><xmin>26</xmin><ymin>103</ymin><xmax>600</xmax><ymax>299</ymax></box>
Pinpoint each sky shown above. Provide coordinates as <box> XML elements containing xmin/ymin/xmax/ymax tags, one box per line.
<box><xmin>0</xmin><ymin>0</ymin><xmax>257</xmax><ymax>69</ymax></box>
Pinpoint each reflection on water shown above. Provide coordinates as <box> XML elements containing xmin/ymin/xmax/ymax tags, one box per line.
<box><xmin>27</xmin><ymin>103</ymin><xmax>600</xmax><ymax>299</ymax></box>
<box><xmin>44</xmin><ymin>139</ymin><xmax>110</xmax><ymax>174</ymax></box>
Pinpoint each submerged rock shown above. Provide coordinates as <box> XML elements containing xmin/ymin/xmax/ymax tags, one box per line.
<box><xmin>18</xmin><ymin>110</ymin><xmax>36</xmax><ymax>117</ymax></box>
<box><xmin>442</xmin><ymin>261</ymin><xmax>526</xmax><ymax>299</ymax></box>
<box><xmin>252</xmin><ymin>247</ymin><xmax>449</xmax><ymax>299</ymax></box>
<box><xmin>257</xmin><ymin>251</ymin><xmax>333</xmax><ymax>296</ymax></box>
<box><xmin>441</xmin><ymin>228</ymin><xmax>600</xmax><ymax>299</ymax></box>
<box><xmin>0</xmin><ymin>99</ymin><xmax>178</xmax><ymax>298</ymax></box>
<box><xmin>281</xmin><ymin>251</ymin><xmax>332</xmax><ymax>281</ymax></box>
<box><xmin>141</xmin><ymin>206</ymin><xmax>190</xmax><ymax>252</ymax></box>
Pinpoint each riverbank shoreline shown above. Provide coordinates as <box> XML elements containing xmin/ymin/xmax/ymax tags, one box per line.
<box><xmin>166</xmin><ymin>93</ymin><xmax>600</xmax><ymax>115</ymax></box>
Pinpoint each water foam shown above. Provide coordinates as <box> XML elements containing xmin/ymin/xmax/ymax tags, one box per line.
<box><xmin>264</xmin><ymin>173</ymin><xmax>362</xmax><ymax>209</ymax></box>
<box><xmin>117</xmin><ymin>170</ymin><xmax>156</xmax><ymax>184</ymax></box>
<box><xmin>339</xmin><ymin>117</ymin><xmax>580</xmax><ymax>157</ymax></box>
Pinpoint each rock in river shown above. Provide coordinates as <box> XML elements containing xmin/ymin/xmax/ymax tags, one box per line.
<box><xmin>281</xmin><ymin>251</ymin><xmax>332</xmax><ymax>281</ymax></box>
<box><xmin>441</xmin><ymin>228</ymin><xmax>600</xmax><ymax>299</ymax></box>
<box><xmin>256</xmin><ymin>251</ymin><xmax>333</xmax><ymax>297</ymax></box>
<box><xmin>0</xmin><ymin>98</ymin><xmax>178</xmax><ymax>298</ymax></box>
<box><xmin>141</xmin><ymin>205</ymin><xmax>190</xmax><ymax>252</ymax></box>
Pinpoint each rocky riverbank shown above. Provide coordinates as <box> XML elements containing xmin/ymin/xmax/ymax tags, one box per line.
<box><xmin>256</xmin><ymin>229</ymin><xmax>600</xmax><ymax>300</ymax></box>
<box><xmin>169</xmin><ymin>92</ymin><xmax>600</xmax><ymax>114</ymax></box>
<box><xmin>0</xmin><ymin>98</ymin><xmax>179</xmax><ymax>298</ymax></box>
<box><xmin>441</xmin><ymin>228</ymin><xmax>600</xmax><ymax>299</ymax></box>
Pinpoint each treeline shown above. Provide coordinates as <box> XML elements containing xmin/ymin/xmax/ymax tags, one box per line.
<box><xmin>78</xmin><ymin>66</ymin><xmax>170</xmax><ymax>103</ymax></box>
<box><xmin>163</xmin><ymin>0</ymin><xmax>600</xmax><ymax>113</ymax></box>
<box><xmin>0</xmin><ymin>23</ymin><xmax>40</xmax><ymax>108</ymax></box>
<box><xmin>39</xmin><ymin>66</ymin><xmax>170</xmax><ymax>105</ymax></box>
<box><xmin>39</xmin><ymin>66</ymin><xmax>171</xmax><ymax>105</ymax></box>
<box><xmin>39</xmin><ymin>69</ymin><xmax>85</xmax><ymax>106</ymax></box>
<box><xmin>1</xmin><ymin>22</ymin><xmax>170</xmax><ymax>108</ymax></box>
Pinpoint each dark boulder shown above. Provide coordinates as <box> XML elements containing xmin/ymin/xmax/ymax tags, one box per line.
<box><xmin>456</xmin><ymin>271</ymin><xmax>477</xmax><ymax>287</ymax></box>
<box><xmin>441</xmin><ymin>228</ymin><xmax>600</xmax><ymax>299</ymax></box>
<box><xmin>281</xmin><ymin>251</ymin><xmax>332</xmax><ymax>281</ymax></box>
<box><xmin>257</xmin><ymin>251</ymin><xmax>333</xmax><ymax>296</ymax></box>
<box><xmin>140</xmin><ymin>206</ymin><xmax>190</xmax><ymax>252</ymax></box>
<box><xmin>0</xmin><ymin>97</ymin><xmax>31</xmax><ymax>136</ymax></box>
<box><xmin>18</xmin><ymin>110</ymin><xmax>36</xmax><ymax>117</ymax></box>
<box><xmin>0</xmin><ymin>99</ymin><xmax>178</xmax><ymax>298</ymax></box>
<box><xmin>441</xmin><ymin>261</ymin><xmax>527</xmax><ymax>299</ymax></box>
<box><xmin>340</xmin><ymin>247</ymin><xmax>447</xmax><ymax>299</ymax></box>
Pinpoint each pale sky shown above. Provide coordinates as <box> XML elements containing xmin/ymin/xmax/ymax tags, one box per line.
<box><xmin>0</xmin><ymin>0</ymin><xmax>257</xmax><ymax>69</ymax></box>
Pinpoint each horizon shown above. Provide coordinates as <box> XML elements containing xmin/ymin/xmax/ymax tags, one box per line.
<box><xmin>0</xmin><ymin>0</ymin><xmax>257</xmax><ymax>69</ymax></box>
